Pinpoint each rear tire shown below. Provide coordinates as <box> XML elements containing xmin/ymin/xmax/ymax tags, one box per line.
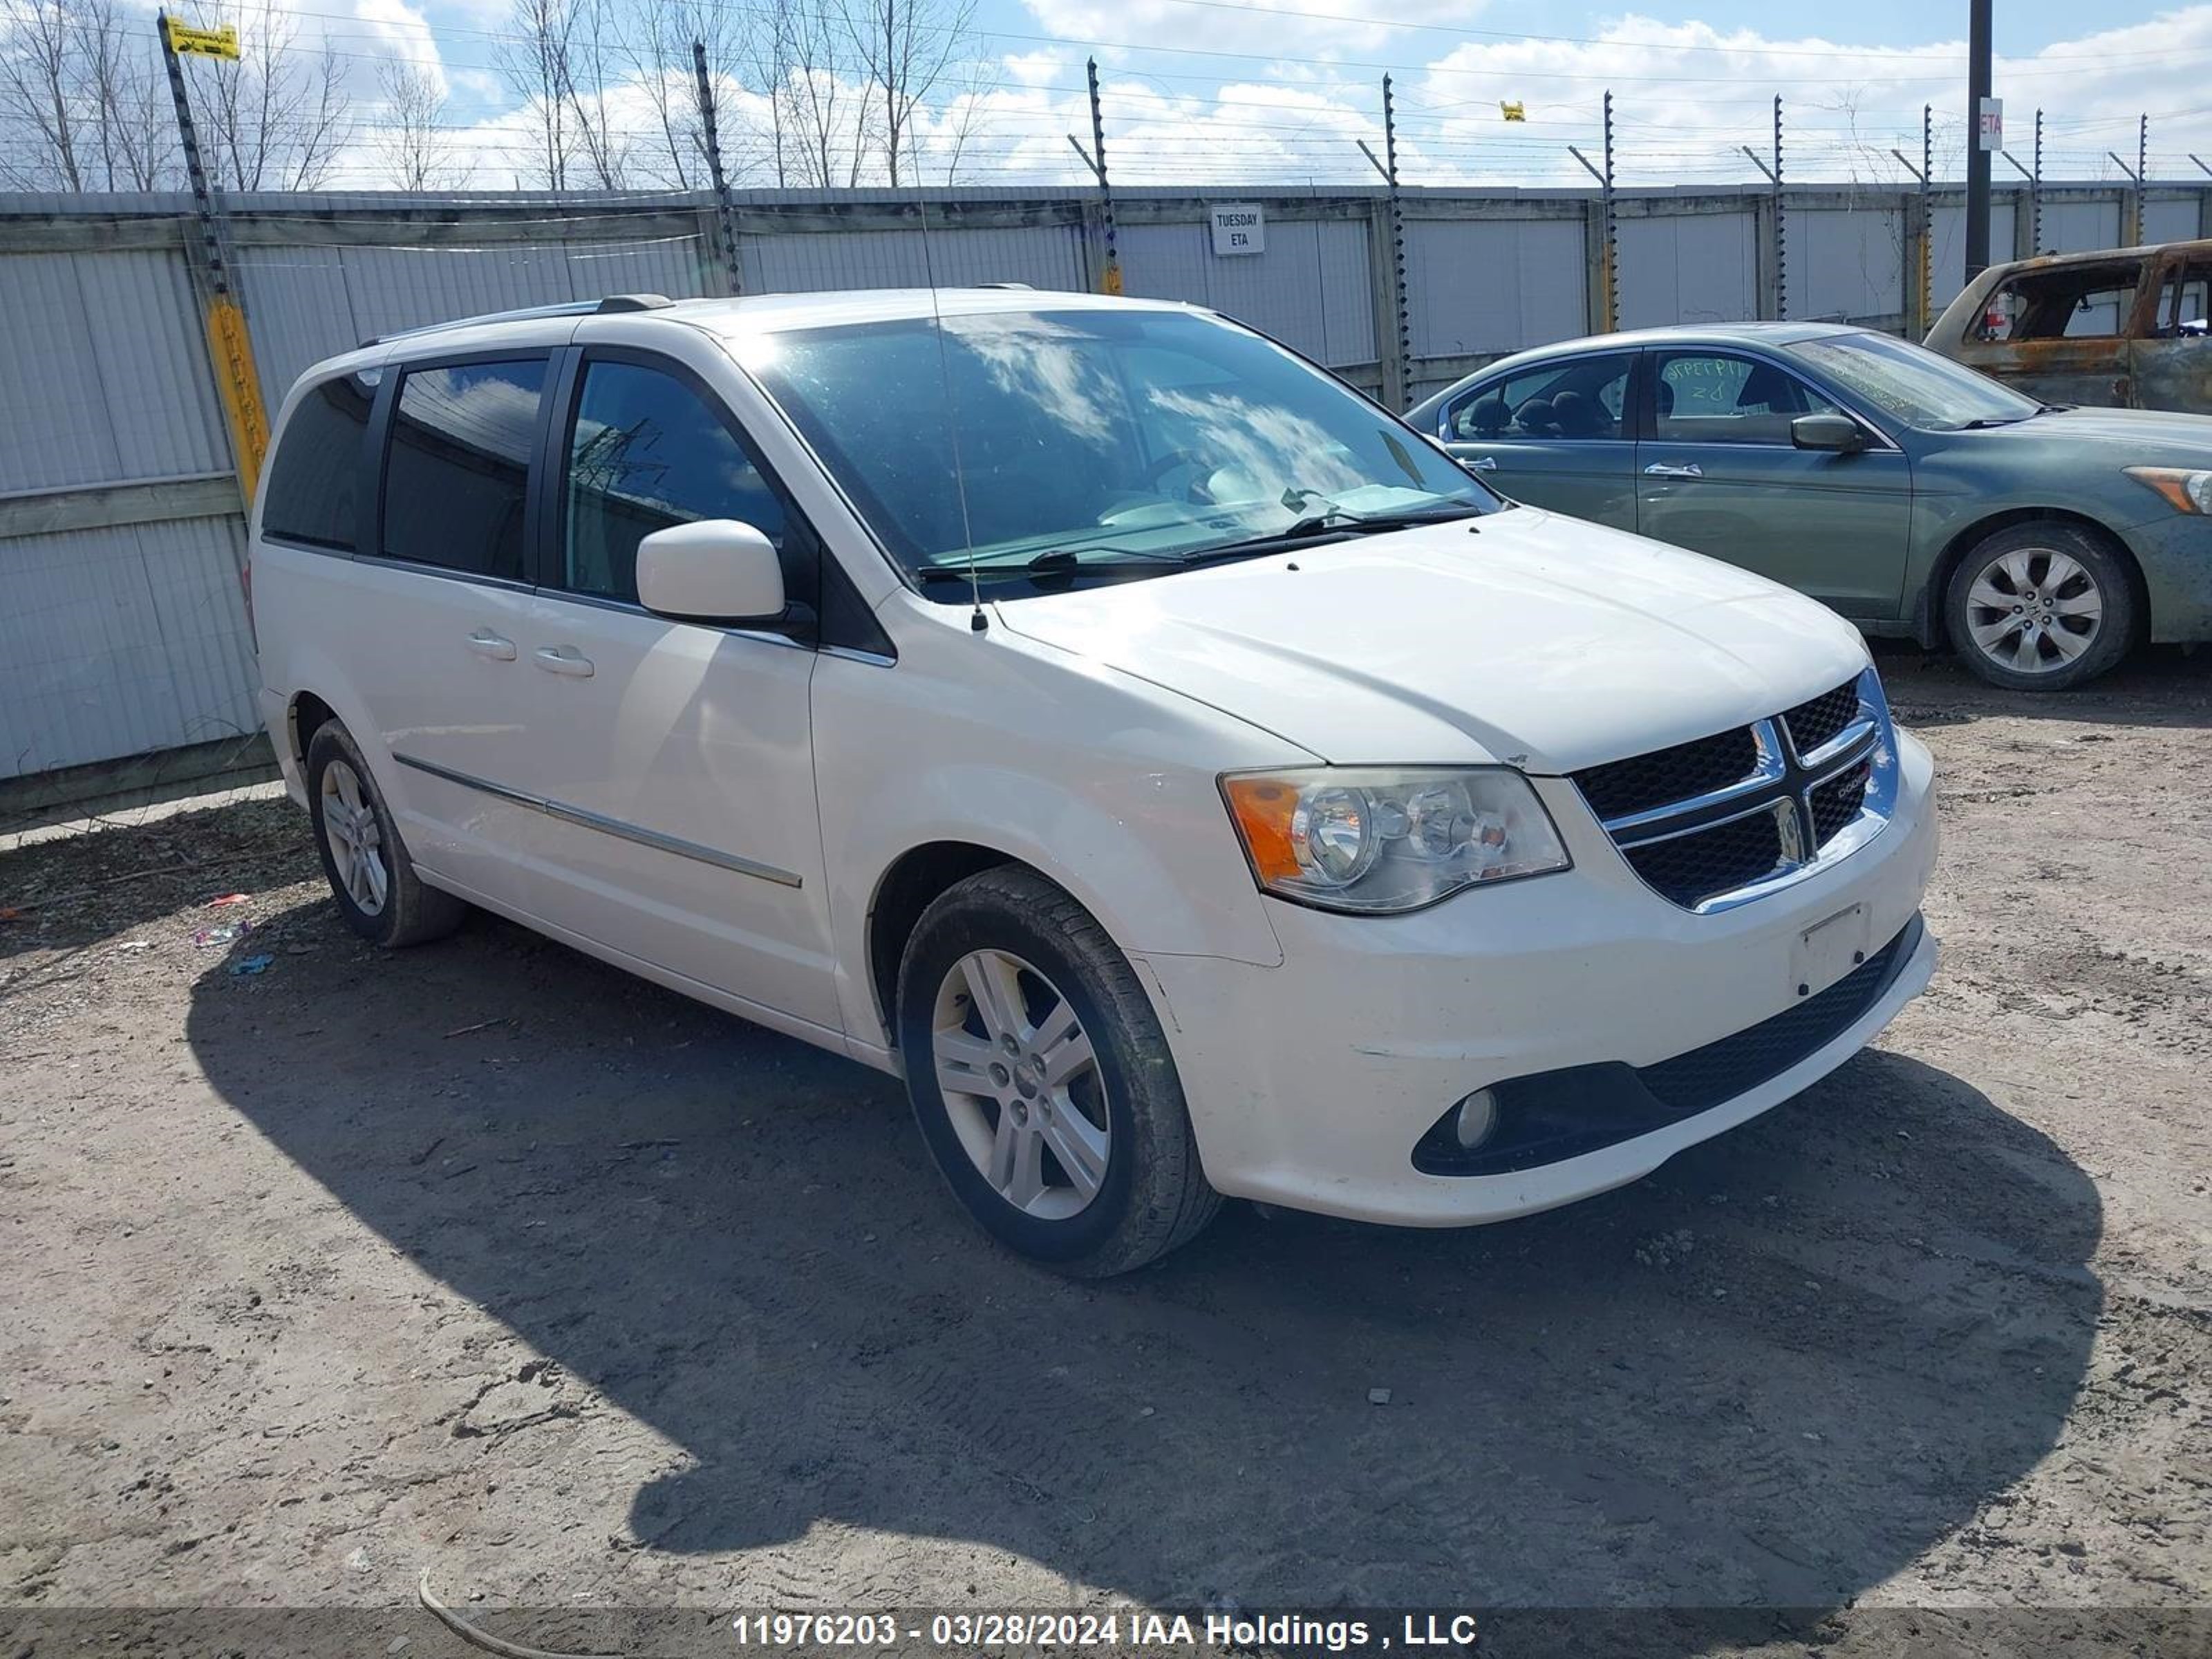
<box><xmin>1945</xmin><ymin>521</ymin><xmax>2135</xmax><ymax>691</ymax></box>
<box><xmin>896</xmin><ymin>867</ymin><xmax>1219</xmax><ymax>1276</ymax></box>
<box><xmin>305</xmin><ymin>721</ymin><xmax>467</xmax><ymax>948</ymax></box>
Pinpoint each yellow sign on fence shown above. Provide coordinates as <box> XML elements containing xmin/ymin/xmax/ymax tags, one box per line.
<box><xmin>162</xmin><ymin>19</ymin><xmax>240</xmax><ymax>59</ymax></box>
<box><xmin>1500</xmin><ymin>100</ymin><xmax>1527</xmax><ymax>122</ymax></box>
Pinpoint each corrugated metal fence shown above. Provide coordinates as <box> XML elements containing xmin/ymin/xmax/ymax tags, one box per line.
<box><xmin>2</xmin><ymin>177</ymin><xmax>2206</xmax><ymax>798</ymax></box>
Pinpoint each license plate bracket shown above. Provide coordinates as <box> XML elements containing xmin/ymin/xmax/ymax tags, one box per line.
<box><xmin>1792</xmin><ymin>902</ymin><xmax>1871</xmax><ymax>1002</ymax></box>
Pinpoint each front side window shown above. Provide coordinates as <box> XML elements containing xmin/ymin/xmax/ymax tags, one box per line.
<box><xmin>1978</xmin><ymin>262</ymin><xmax>2144</xmax><ymax>341</ymax></box>
<box><xmin>1447</xmin><ymin>354</ymin><xmax>1633</xmax><ymax>442</ymax></box>
<box><xmin>263</xmin><ymin>372</ymin><xmax>374</xmax><ymax>550</ymax></box>
<box><xmin>379</xmin><ymin>358</ymin><xmax>545</xmax><ymax>580</ymax></box>
<box><xmin>561</xmin><ymin>360</ymin><xmax>789</xmax><ymax>605</ymax></box>
<box><xmin>1652</xmin><ymin>351</ymin><xmax>1844</xmax><ymax>446</ymax></box>
<box><xmin>736</xmin><ymin>307</ymin><xmax>1499</xmax><ymax>597</ymax></box>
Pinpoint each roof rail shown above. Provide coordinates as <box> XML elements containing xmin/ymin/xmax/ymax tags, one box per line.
<box><xmin>362</xmin><ymin>293</ymin><xmax>675</xmax><ymax>349</ymax></box>
<box><xmin>975</xmin><ymin>281</ymin><xmax>1034</xmax><ymax>290</ymax></box>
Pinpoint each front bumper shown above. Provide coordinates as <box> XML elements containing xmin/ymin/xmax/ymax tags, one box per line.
<box><xmin>1138</xmin><ymin>729</ymin><xmax>1939</xmax><ymax>1226</ymax></box>
<box><xmin>2123</xmin><ymin>512</ymin><xmax>2212</xmax><ymax>643</ymax></box>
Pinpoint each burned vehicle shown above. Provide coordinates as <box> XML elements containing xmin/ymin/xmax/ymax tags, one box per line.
<box><xmin>1926</xmin><ymin>240</ymin><xmax>2211</xmax><ymax>413</ymax></box>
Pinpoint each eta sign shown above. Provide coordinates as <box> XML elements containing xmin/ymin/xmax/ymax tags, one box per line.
<box><xmin>1209</xmin><ymin>203</ymin><xmax>1266</xmax><ymax>256</ymax></box>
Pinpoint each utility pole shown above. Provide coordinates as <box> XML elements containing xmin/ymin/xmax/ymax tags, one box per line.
<box><xmin>157</xmin><ymin>12</ymin><xmax>268</xmax><ymax>507</ymax></box>
<box><xmin>691</xmin><ymin>41</ymin><xmax>742</xmax><ymax>296</ymax></box>
<box><xmin>1965</xmin><ymin>0</ymin><xmax>1993</xmax><ymax>279</ymax></box>
<box><xmin>1381</xmin><ymin>74</ymin><xmax>1410</xmax><ymax>408</ymax></box>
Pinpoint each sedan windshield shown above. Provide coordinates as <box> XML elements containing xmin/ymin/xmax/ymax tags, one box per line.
<box><xmin>1784</xmin><ymin>331</ymin><xmax>2044</xmax><ymax>431</ymax></box>
<box><xmin>735</xmin><ymin>307</ymin><xmax>1499</xmax><ymax>594</ymax></box>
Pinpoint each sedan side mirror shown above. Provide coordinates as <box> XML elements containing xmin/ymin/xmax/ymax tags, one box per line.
<box><xmin>636</xmin><ymin>519</ymin><xmax>785</xmax><ymax>623</ymax></box>
<box><xmin>1792</xmin><ymin>413</ymin><xmax>1868</xmax><ymax>454</ymax></box>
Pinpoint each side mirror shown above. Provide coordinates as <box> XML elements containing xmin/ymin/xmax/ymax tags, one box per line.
<box><xmin>635</xmin><ymin>519</ymin><xmax>785</xmax><ymax>623</ymax></box>
<box><xmin>1792</xmin><ymin>413</ymin><xmax>1867</xmax><ymax>453</ymax></box>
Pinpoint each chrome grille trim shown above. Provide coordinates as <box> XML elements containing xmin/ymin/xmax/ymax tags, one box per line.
<box><xmin>1577</xmin><ymin>668</ymin><xmax>1898</xmax><ymax>913</ymax></box>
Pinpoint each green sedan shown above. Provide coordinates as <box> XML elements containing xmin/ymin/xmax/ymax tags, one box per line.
<box><xmin>1408</xmin><ymin>323</ymin><xmax>2212</xmax><ymax>689</ymax></box>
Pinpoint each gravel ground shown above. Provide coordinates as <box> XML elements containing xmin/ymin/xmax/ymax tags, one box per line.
<box><xmin>1</xmin><ymin>645</ymin><xmax>2207</xmax><ymax>1657</ymax></box>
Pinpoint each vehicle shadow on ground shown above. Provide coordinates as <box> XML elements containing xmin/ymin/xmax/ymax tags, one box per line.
<box><xmin>1872</xmin><ymin>639</ymin><xmax>2212</xmax><ymax>731</ymax></box>
<box><xmin>184</xmin><ymin>903</ymin><xmax>2101</xmax><ymax>1637</ymax></box>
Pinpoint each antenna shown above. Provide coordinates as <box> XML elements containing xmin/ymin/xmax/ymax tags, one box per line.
<box><xmin>912</xmin><ymin>182</ymin><xmax>986</xmax><ymax>634</ymax></box>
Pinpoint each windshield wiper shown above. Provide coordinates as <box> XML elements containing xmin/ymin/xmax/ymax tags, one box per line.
<box><xmin>1215</xmin><ymin>501</ymin><xmax>1488</xmax><ymax>554</ymax></box>
<box><xmin>915</xmin><ymin>548</ymin><xmax>1194</xmax><ymax>587</ymax></box>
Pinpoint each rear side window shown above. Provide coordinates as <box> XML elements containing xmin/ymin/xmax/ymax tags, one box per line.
<box><xmin>262</xmin><ymin>373</ymin><xmax>373</xmax><ymax>550</ymax></box>
<box><xmin>380</xmin><ymin>359</ymin><xmax>546</xmax><ymax>580</ymax></box>
<box><xmin>559</xmin><ymin>360</ymin><xmax>790</xmax><ymax>605</ymax></box>
<box><xmin>1448</xmin><ymin>354</ymin><xmax>1633</xmax><ymax>441</ymax></box>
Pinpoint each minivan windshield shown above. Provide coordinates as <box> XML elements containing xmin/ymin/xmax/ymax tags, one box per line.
<box><xmin>1784</xmin><ymin>330</ymin><xmax>2045</xmax><ymax>431</ymax></box>
<box><xmin>737</xmin><ymin>307</ymin><xmax>1499</xmax><ymax>594</ymax></box>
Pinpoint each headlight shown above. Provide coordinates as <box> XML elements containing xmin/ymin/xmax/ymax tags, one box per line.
<box><xmin>2126</xmin><ymin>466</ymin><xmax>2212</xmax><ymax>514</ymax></box>
<box><xmin>1221</xmin><ymin>767</ymin><xmax>1571</xmax><ymax>914</ymax></box>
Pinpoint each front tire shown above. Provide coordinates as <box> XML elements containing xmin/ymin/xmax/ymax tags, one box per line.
<box><xmin>305</xmin><ymin>721</ymin><xmax>467</xmax><ymax>948</ymax></box>
<box><xmin>1946</xmin><ymin>522</ymin><xmax>2135</xmax><ymax>691</ymax></box>
<box><xmin>895</xmin><ymin>867</ymin><xmax>1219</xmax><ymax>1276</ymax></box>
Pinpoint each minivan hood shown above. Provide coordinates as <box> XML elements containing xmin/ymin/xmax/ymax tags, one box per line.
<box><xmin>993</xmin><ymin>508</ymin><xmax>1869</xmax><ymax>775</ymax></box>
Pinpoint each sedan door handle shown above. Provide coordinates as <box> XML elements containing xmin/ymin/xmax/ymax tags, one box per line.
<box><xmin>1643</xmin><ymin>462</ymin><xmax>1703</xmax><ymax>479</ymax></box>
<box><xmin>532</xmin><ymin>645</ymin><xmax>594</xmax><ymax>678</ymax></box>
<box><xmin>467</xmin><ymin>630</ymin><xmax>517</xmax><ymax>661</ymax></box>
<box><xmin>1463</xmin><ymin>455</ymin><xmax>1498</xmax><ymax>472</ymax></box>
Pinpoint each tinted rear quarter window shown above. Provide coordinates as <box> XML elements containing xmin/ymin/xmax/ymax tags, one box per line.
<box><xmin>262</xmin><ymin>373</ymin><xmax>374</xmax><ymax>549</ymax></box>
<box><xmin>381</xmin><ymin>359</ymin><xmax>546</xmax><ymax>580</ymax></box>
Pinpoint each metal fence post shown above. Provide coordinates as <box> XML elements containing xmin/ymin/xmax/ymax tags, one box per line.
<box><xmin>1378</xmin><ymin>75</ymin><xmax>1411</xmax><ymax>409</ymax></box>
<box><xmin>156</xmin><ymin>12</ymin><xmax>266</xmax><ymax>509</ymax></box>
<box><xmin>1087</xmin><ymin>58</ymin><xmax>1121</xmax><ymax>296</ymax></box>
<box><xmin>691</xmin><ymin>41</ymin><xmax>743</xmax><ymax>296</ymax></box>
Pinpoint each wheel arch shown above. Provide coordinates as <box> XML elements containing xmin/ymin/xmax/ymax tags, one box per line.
<box><xmin>864</xmin><ymin>841</ymin><xmax>1023</xmax><ymax>1046</ymax></box>
<box><xmin>286</xmin><ymin>690</ymin><xmax>339</xmax><ymax>768</ymax></box>
<box><xmin>1919</xmin><ymin>507</ymin><xmax>2149</xmax><ymax>649</ymax></box>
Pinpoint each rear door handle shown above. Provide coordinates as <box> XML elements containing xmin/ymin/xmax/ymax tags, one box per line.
<box><xmin>467</xmin><ymin>630</ymin><xmax>517</xmax><ymax>661</ymax></box>
<box><xmin>533</xmin><ymin>645</ymin><xmax>594</xmax><ymax>678</ymax></box>
<box><xmin>1643</xmin><ymin>462</ymin><xmax>1703</xmax><ymax>479</ymax></box>
<box><xmin>1463</xmin><ymin>455</ymin><xmax>1498</xmax><ymax>471</ymax></box>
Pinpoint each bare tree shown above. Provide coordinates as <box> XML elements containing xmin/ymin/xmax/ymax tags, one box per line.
<box><xmin>185</xmin><ymin>0</ymin><xmax>352</xmax><ymax>190</ymax></box>
<box><xmin>0</xmin><ymin>0</ymin><xmax>174</xmax><ymax>191</ymax></box>
<box><xmin>495</xmin><ymin>0</ymin><xmax>575</xmax><ymax>188</ymax></box>
<box><xmin>375</xmin><ymin>61</ymin><xmax>470</xmax><ymax>191</ymax></box>
<box><xmin>844</xmin><ymin>0</ymin><xmax>975</xmax><ymax>187</ymax></box>
<box><xmin>561</xmin><ymin>0</ymin><xmax>632</xmax><ymax>189</ymax></box>
<box><xmin>759</xmin><ymin>0</ymin><xmax>864</xmax><ymax>189</ymax></box>
<box><xmin>743</xmin><ymin>0</ymin><xmax>796</xmax><ymax>185</ymax></box>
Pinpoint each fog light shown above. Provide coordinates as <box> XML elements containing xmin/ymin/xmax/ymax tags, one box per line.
<box><xmin>1452</xmin><ymin>1087</ymin><xmax>1499</xmax><ymax>1150</ymax></box>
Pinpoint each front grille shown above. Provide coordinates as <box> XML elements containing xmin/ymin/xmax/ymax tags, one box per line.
<box><xmin>1571</xmin><ymin>726</ymin><xmax>1760</xmax><ymax>821</ymax></box>
<box><xmin>1622</xmin><ymin>807</ymin><xmax>1788</xmax><ymax>907</ymax></box>
<box><xmin>1413</xmin><ymin>916</ymin><xmax>1923</xmax><ymax>1176</ymax></box>
<box><xmin>1808</xmin><ymin>760</ymin><xmax>1872</xmax><ymax>845</ymax></box>
<box><xmin>1781</xmin><ymin>677</ymin><xmax>1862</xmax><ymax>757</ymax></box>
<box><xmin>1573</xmin><ymin>669</ymin><xmax>1889</xmax><ymax>912</ymax></box>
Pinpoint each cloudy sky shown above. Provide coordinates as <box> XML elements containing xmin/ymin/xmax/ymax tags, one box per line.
<box><xmin>198</xmin><ymin>0</ymin><xmax>2212</xmax><ymax>189</ymax></box>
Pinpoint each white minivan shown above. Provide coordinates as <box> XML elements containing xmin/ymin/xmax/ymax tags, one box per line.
<box><xmin>252</xmin><ymin>289</ymin><xmax>1939</xmax><ymax>1275</ymax></box>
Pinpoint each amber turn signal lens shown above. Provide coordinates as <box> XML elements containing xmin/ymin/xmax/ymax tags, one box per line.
<box><xmin>1222</xmin><ymin>776</ymin><xmax>1303</xmax><ymax>883</ymax></box>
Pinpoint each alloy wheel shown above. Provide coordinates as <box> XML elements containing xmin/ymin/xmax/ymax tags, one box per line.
<box><xmin>1962</xmin><ymin>546</ymin><xmax>2105</xmax><ymax>677</ymax></box>
<box><xmin>319</xmin><ymin>758</ymin><xmax>389</xmax><ymax>917</ymax></box>
<box><xmin>930</xmin><ymin>949</ymin><xmax>1112</xmax><ymax>1219</ymax></box>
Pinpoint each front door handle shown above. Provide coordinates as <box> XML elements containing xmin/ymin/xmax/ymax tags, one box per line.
<box><xmin>533</xmin><ymin>645</ymin><xmax>595</xmax><ymax>678</ymax></box>
<box><xmin>1644</xmin><ymin>462</ymin><xmax>1703</xmax><ymax>479</ymax></box>
<box><xmin>467</xmin><ymin>630</ymin><xmax>517</xmax><ymax>661</ymax></box>
<box><xmin>1463</xmin><ymin>455</ymin><xmax>1498</xmax><ymax>472</ymax></box>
